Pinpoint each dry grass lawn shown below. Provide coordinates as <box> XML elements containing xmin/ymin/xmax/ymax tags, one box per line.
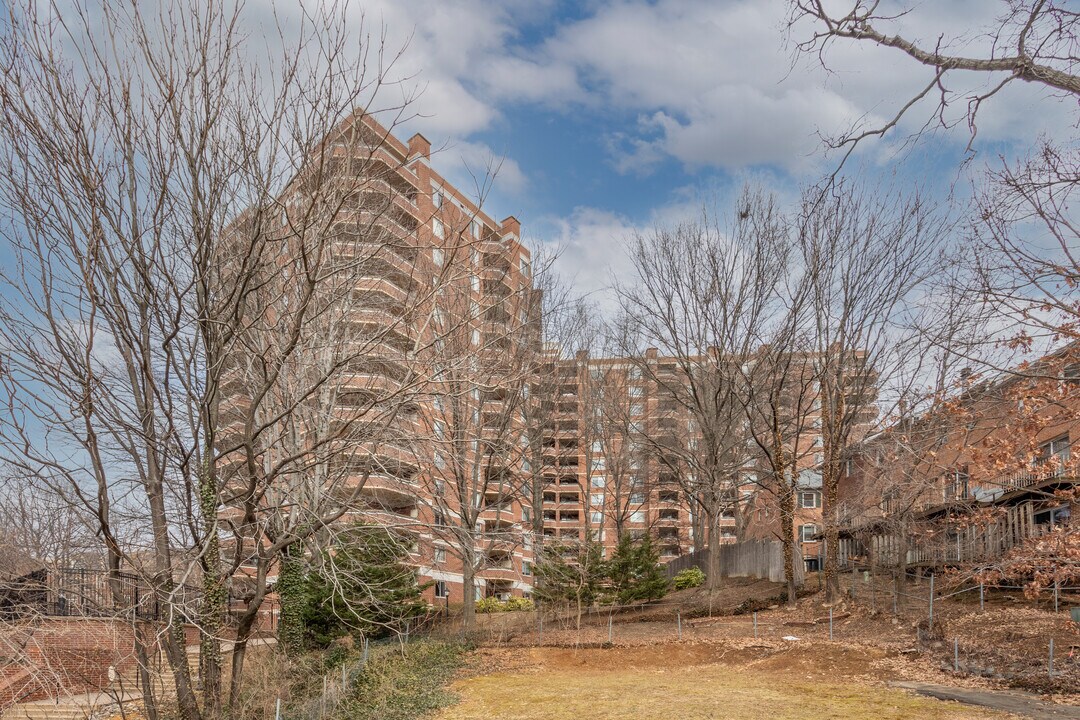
<box><xmin>434</xmin><ymin>645</ymin><xmax>1013</xmax><ymax>720</ymax></box>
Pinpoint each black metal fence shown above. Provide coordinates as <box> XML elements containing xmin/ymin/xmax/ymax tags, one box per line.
<box><xmin>0</xmin><ymin>567</ymin><xmax>200</xmax><ymax>621</ymax></box>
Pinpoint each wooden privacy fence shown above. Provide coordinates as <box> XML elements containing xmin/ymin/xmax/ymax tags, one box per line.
<box><xmin>665</xmin><ymin>540</ymin><xmax>804</xmax><ymax>585</ymax></box>
<box><xmin>840</xmin><ymin>502</ymin><xmax>1049</xmax><ymax>570</ymax></box>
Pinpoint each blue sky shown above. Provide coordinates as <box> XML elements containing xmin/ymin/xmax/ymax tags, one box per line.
<box><xmin>276</xmin><ymin>0</ymin><xmax>1075</xmax><ymax>307</ymax></box>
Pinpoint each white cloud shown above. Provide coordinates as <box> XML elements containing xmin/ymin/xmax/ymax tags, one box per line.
<box><xmin>430</xmin><ymin>140</ymin><xmax>529</xmax><ymax>200</ymax></box>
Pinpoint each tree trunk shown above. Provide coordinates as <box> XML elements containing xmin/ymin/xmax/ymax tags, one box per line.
<box><xmin>197</xmin><ymin>460</ymin><xmax>224</xmax><ymax>718</ymax></box>
<box><xmin>163</xmin><ymin>608</ymin><xmax>201</xmax><ymax>720</ymax></box>
<box><xmin>706</xmin><ymin>505</ymin><xmax>722</xmax><ymax>592</ymax></box>
<box><xmin>277</xmin><ymin>544</ymin><xmax>306</xmax><ymax>655</ymax></box>
<box><xmin>895</xmin><ymin>526</ymin><xmax>908</xmax><ymax>608</ymax></box>
<box><xmin>227</xmin><ymin>614</ymin><xmax>257</xmax><ymax>713</ymax></box>
<box><xmin>133</xmin><ymin>625</ymin><xmax>159</xmax><ymax>720</ymax></box>
<box><xmin>779</xmin><ymin>486</ymin><xmax>797</xmax><ymax>605</ymax></box>
<box><xmin>822</xmin><ymin>460</ymin><xmax>841</xmax><ymax>603</ymax></box>
<box><xmin>462</xmin><ymin>546</ymin><xmax>476</xmax><ymax>634</ymax></box>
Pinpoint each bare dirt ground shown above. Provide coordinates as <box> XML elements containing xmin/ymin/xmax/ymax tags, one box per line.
<box><xmin>434</xmin><ymin>575</ymin><xmax>1080</xmax><ymax>717</ymax></box>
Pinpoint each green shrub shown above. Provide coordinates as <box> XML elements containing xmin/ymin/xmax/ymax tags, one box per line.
<box><xmin>338</xmin><ymin>640</ymin><xmax>469</xmax><ymax>720</ymax></box>
<box><xmin>673</xmin><ymin>567</ymin><xmax>706</xmax><ymax>590</ymax></box>
<box><xmin>300</xmin><ymin>523</ymin><xmax>430</xmax><ymax>648</ymax></box>
<box><xmin>606</xmin><ymin>534</ymin><xmax>669</xmax><ymax>604</ymax></box>
<box><xmin>475</xmin><ymin>596</ymin><xmax>535</xmax><ymax>613</ymax></box>
<box><xmin>474</xmin><ymin>597</ymin><xmax>502</xmax><ymax>614</ymax></box>
<box><xmin>504</xmin><ymin>596</ymin><xmax>534</xmax><ymax>612</ymax></box>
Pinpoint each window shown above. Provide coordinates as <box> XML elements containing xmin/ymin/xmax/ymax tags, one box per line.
<box><xmin>800</xmin><ymin>524</ymin><xmax>818</xmax><ymax>543</ymax></box>
<box><xmin>471</xmin><ymin>219</ymin><xmax>481</xmax><ymax>240</ymax></box>
<box><xmin>800</xmin><ymin>492</ymin><xmax>819</xmax><ymax>509</ymax></box>
<box><xmin>519</xmin><ymin>257</ymin><xmax>531</xmax><ymax>277</ymax></box>
<box><xmin>522</xmin><ymin>506</ymin><xmax>531</xmax><ymax>522</ymax></box>
<box><xmin>631</xmin><ymin>403</ymin><xmax>644</xmax><ymax>416</ymax></box>
<box><xmin>629</xmin><ymin>386</ymin><xmax>644</xmax><ymax>398</ymax></box>
<box><xmin>592</xmin><ymin>457</ymin><xmax>606</xmax><ymax>470</ymax></box>
<box><xmin>434</xmin><ymin>548</ymin><xmax>446</xmax><ymax>564</ymax></box>
<box><xmin>591</xmin><ymin>440</ymin><xmax>603</xmax><ymax>453</ymax></box>
<box><xmin>471</xmin><ymin>274</ymin><xmax>480</xmax><ymax>292</ymax></box>
<box><xmin>435</xmin><ymin>580</ymin><xmax>449</xmax><ymax>598</ymax></box>
<box><xmin>1038</xmin><ymin>435</ymin><xmax>1071</xmax><ymax>467</ymax></box>
<box><xmin>1065</xmin><ymin>363</ymin><xmax>1080</xmax><ymax>384</ymax></box>
<box><xmin>434</xmin><ymin>511</ymin><xmax>447</xmax><ymax>526</ymax></box>
<box><xmin>630</xmin><ymin>511</ymin><xmax>645</xmax><ymax>523</ymax></box>
<box><xmin>944</xmin><ymin>470</ymin><xmax>969</xmax><ymax>501</ymax></box>
<box><xmin>1034</xmin><ymin>505</ymin><xmax>1071</xmax><ymax>527</ymax></box>
<box><xmin>590</xmin><ymin>511</ymin><xmax>603</xmax><ymax>524</ymax></box>
<box><xmin>433</xmin><ymin>189</ymin><xmax>444</xmax><ymax>208</ymax></box>
<box><xmin>434</xmin><ymin>421</ymin><xmax>446</xmax><ymax>440</ymax></box>
<box><xmin>433</xmin><ymin>218</ymin><xmax>445</xmax><ymax>240</ymax></box>
<box><xmin>630</xmin><ymin>492</ymin><xmax>645</xmax><ymax>505</ymax></box>
<box><xmin>628</xmin><ymin>366</ymin><xmax>642</xmax><ymax>380</ymax></box>
<box><xmin>591</xmin><ymin>476</ymin><xmax>606</xmax><ymax>488</ymax></box>
<box><xmin>522</xmin><ymin>561</ymin><xmax>533</xmax><ymax>576</ymax></box>
<box><xmin>471</xmin><ymin>329</ymin><xmax>480</xmax><ymax>346</ymax></box>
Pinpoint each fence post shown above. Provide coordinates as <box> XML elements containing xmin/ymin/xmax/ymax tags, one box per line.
<box><xmin>829</xmin><ymin>608</ymin><xmax>834</xmax><ymax>641</ymax></box>
<box><xmin>608</xmin><ymin>615</ymin><xmax>613</xmax><ymax>644</ymax></box>
<box><xmin>979</xmin><ymin>582</ymin><xmax>984</xmax><ymax>613</ymax></box>
<box><xmin>953</xmin><ymin>638</ymin><xmax>959</xmax><ymax>673</ymax></box>
<box><xmin>852</xmin><ymin>567</ymin><xmax>857</xmax><ymax>599</ymax></box>
<box><xmin>1054</xmin><ymin>582</ymin><xmax>1060</xmax><ymax>613</ymax></box>
<box><xmin>342</xmin><ymin>663</ymin><xmax>347</xmax><ymax>688</ymax></box>
<box><xmin>929</xmin><ymin>575</ymin><xmax>935</xmax><ymax>629</ymax></box>
<box><xmin>362</xmin><ymin>638</ymin><xmax>369</xmax><ymax>667</ymax></box>
<box><xmin>275</xmin><ymin>698</ymin><xmax>281</xmax><ymax>720</ymax></box>
<box><xmin>539</xmin><ymin>614</ymin><xmax>543</xmax><ymax>643</ymax></box>
<box><xmin>753</xmin><ymin>611</ymin><xmax>758</xmax><ymax>639</ymax></box>
<box><xmin>677</xmin><ymin>612</ymin><xmax>682</xmax><ymax>640</ymax></box>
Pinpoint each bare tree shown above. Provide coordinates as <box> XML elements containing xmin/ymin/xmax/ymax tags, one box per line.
<box><xmin>418</xmin><ymin>209</ymin><xmax>537</xmax><ymax>633</ymax></box>
<box><xmin>518</xmin><ymin>265</ymin><xmax>589</xmax><ymax>627</ymax></box>
<box><xmin>789</xmin><ymin>0</ymin><xmax>1079</xmax><ymax>355</ymax></box>
<box><xmin>614</xmin><ymin>189</ymin><xmax>789</xmax><ymax>591</ymax></box>
<box><xmin>0</xmin><ymin>1</ymin><xmax>430</xmax><ymax>717</ymax></box>
<box><xmin>971</xmin><ymin>146</ymin><xmax>1080</xmax><ymax>348</ymax></box>
<box><xmin>738</xmin><ymin>333</ymin><xmax>821</xmax><ymax>603</ymax></box>
<box><xmin>788</xmin><ymin>0</ymin><xmax>1080</xmax><ymax>165</ymax></box>
<box><xmin>800</xmin><ymin>182</ymin><xmax>947</xmax><ymax>603</ymax></box>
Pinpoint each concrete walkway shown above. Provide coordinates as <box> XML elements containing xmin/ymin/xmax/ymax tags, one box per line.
<box><xmin>891</xmin><ymin>681</ymin><xmax>1080</xmax><ymax>719</ymax></box>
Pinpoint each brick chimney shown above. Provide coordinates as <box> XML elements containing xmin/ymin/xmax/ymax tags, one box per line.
<box><xmin>408</xmin><ymin>133</ymin><xmax>431</xmax><ymax>161</ymax></box>
<box><xmin>500</xmin><ymin>216</ymin><xmax>521</xmax><ymax>239</ymax></box>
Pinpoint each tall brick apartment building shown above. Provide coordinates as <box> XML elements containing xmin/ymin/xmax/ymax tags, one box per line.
<box><xmin>534</xmin><ymin>348</ymin><xmax>837</xmax><ymax>568</ymax></box>
<box><xmin>221</xmin><ymin>112</ymin><xmax>539</xmax><ymax>606</ymax></box>
<box><xmin>535</xmin><ymin>350</ymin><xmax>714</xmax><ymax>560</ymax></box>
